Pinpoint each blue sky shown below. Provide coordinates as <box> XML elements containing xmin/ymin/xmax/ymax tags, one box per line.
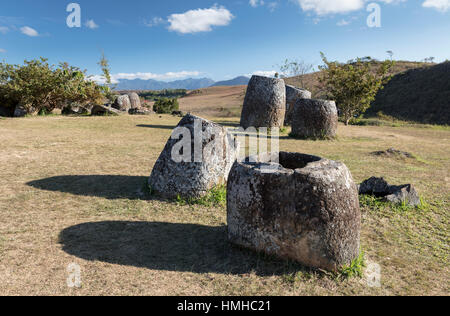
<box><xmin>0</xmin><ymin>0</ymin><xmax>449</xmax><ymax>82</ymax></box>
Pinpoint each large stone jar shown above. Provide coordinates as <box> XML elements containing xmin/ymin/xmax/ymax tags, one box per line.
<box><xmin>291</xmin><ymin>99</ymin><xmax>338</xmax><ymax>139</ymax></box>
<box><xmin>240</xmin><ymin>75</ymin><xmax>286</xmax><ymax>129</ymax></box>
<box><xmin>284</xmin><ymin>85</ymin><xmax>312</xmax><ymax>126</ymax></box>
<box><xmin>227</xmin><ymin>152</ymin><xmax>361</xmax><ymax>271</ymax></box>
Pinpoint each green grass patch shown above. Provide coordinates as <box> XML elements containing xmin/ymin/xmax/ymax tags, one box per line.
<box><xmin>176</xmin><ymin>185</ymin><xmax>227</xmax><ymax>207</ymax></box>
<box><xmin>336</xmin><ymin>251</ymin><xmax>366</xmax><ymax>280</ymax></box>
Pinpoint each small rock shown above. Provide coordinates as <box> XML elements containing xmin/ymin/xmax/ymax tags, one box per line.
<box><xmin>129</xmin><ymin>108</ymin><xmax>152</xmax><ymax>115</ymax></box>
<box><xmin>128</xmin><ymin>92</ymin><xmax>141</xmax><ymax>109</ymax></box>
<box><xmin>386</xmin><ymin>184</ymin><xmax>421</xmax><ymax>206</ymax></box>
<box><xmin>359</xmin><ymin>177</ymin><xmax>390</xmax><ymax>196</ymax></box>
<box><xmin>112</xmin><ymin>95</ymin><xmax>131</xmax><ymax>111</ymax></box>
<box><xmin>91</xmin><ymin>105</ymin><xmax>121</xmax><ymax>116</ymax></box>
<box><xmin>14</xmin><ymin>104</ymin><xmax>31</xmax><ymax>117</ymax></box>
<box><xmin>359</xmin><ymin>177</ymin><xmax>420</xmax><ymax>207</ymax></box>
<box><xmin>62</xmin><ymin>103</ymin><xmax>90</xmax><ymax>116</ymax></box>
<box><xmin>371</xmin><ymin>148</ymin><xmax>415</xmax><ymax>159</ymax></box>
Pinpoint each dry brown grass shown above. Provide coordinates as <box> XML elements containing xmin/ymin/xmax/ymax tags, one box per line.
<box><xmin>0</xmin><ymin>93</ymin><xmax>448</xmax><ymax>295</ymax></box>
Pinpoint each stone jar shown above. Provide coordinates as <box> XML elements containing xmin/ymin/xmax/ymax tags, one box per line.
<box><xmin>291</xmin><ymin>99</ymin><xmax>338</xmax><ymax>139</ymax></box>
<box><xmin>240</xmin><ymin>75</ymin><xmax>286</xmax><ymax>129</ymax></box>
<box><xmin>227</xmin><ymin>152</ymin><xmax>361</xmax><ymax>271</ymax></box>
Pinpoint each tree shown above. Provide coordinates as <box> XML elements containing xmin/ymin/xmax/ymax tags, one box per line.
<box><xmin>386</xmin><ymin>50</ymin><xmax>394</xmax><ymax>60</ymax></box>
<box><xmin>0</xmin><ymin>58</ymin><xmax>106</xmax><ymax>115</ymax></box>
<box><xmin>319</xmin><ymin>53</ymin><xmax>394</xmax><ymax>125</ymax></box>
<box><xmin>279</xmin><ymin>58</ymin><xmax>314</xmax><ymax>89</ymax></box>
<box><xmin>97</xmin><ymin>52</ymin><xmax>116</xmax><ymax>103</ymax></box>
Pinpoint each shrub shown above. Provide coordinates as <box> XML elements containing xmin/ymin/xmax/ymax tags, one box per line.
<box><xmin>153</xmin><ymin>98</ymin><xmax>179</xmax><ymax>114</ymax></box>
<box><xmin>319</xmin><ymin>53</ymin><xmax>394</xmax><ymax>125</ymax></box>
<box><xmin>0</xmin><ymin>58</ymin><xmax>106</xmax><ymax>115</ymax></box>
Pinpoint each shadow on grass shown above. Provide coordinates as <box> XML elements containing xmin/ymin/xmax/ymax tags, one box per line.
<box><xmin>27</xmin><ymin>175</ymin><xmax>148</xmax><ymax>200</ymax></box>
<box><xmin>59</xmin><ymin>221</ymin><xmax>308</xmax><ymax>276</ymax></box>
<box><xmin>137</xmin><ymin>124</ymin><xmax>176</xmax><ymax>130</ymax></box>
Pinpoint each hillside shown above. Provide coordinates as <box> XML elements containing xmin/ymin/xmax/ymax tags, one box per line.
<box><xmin>179</xmin><ymin>85</ymin><xmax>246</xmax><ymax>117</ymax></box>
<box><xmin>284</xmin><ymin>61</ymin><xmax>431</xmax><ymax>97</ymax></box>
<box><xmin>284</xmin><ymin>61</ymin><xmax>449</xmax><ymax>125</ymax></box>
<box><xmin>367</xmin><ymin>62</ymin><xmax>450</xmax><ymax>125</ymax></box>
<box><xmin>211</xmin><ymin>76</ymin><xmax>250</xmax><ymax>87</ymax></box>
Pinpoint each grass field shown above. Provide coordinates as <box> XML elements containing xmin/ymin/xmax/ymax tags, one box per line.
<box><xmin>0</xmin><ymin>90</ymin><xmax>448</xmax><ymax>295</ymax></box>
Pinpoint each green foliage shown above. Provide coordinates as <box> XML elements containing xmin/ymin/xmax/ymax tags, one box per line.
<box><xmin>359</xmin><ymin>194</ymin><xmax>429</xmax><ymax>214</ymax></box>
<box><xmin>337</xmin><ymin>251</ymin><xmax>366</xmax><ymax>280</ymax></box>
<box><xmin>319</xmin><ymin>53</ymin><xmax>395</xmax><ymax>125</ymax></box>
<box><xmin>176</xmin><ymin>185</ymin><xmax>227</xmax><ymax>207</ymax></box>
<box><xmin>139</xmin><ymin>89</ymin><xmax>187</xmax><ymax>101</ymax></box>
<box><xmin>0</xmin><ymin>58</ymin><xmax>106</xmax><ymax>114</ymax></box>
<box><xmin>153</xmin><ymin>98</ymin><xmax>180</xmax><ymax>114</ymax></box>
<box><xmin>97</xmin><ymin>52</ymin><xmax>116</xmax><ymax>103</ymax></box>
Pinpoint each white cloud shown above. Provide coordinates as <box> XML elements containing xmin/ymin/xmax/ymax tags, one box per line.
<box><xmin>85</xmin><ymin>19</ymin><xmax>99</xmax><ymax>29</ymax></box>
<box><xmin>0</xmin><ymin>48</ymin><xmax>6</xmax><ymax>53</ymax></box>
<box><xmin>292</xmin><ymin>0</ymin><xmax>406</xmax><ymax>15</ymax></box>
<box><xmin>250</xmin><ymin>0</ymin><xmax>265</xmax><ymax>7</ymax></box>
<box><xmin>168</xmin><ymin>5</ymin><xmax>234</xmax><ymax>34</ymax></box>
<box><xmin>0</xmin><ymin>26</ymin><xmax>9</xmax><ymax>34</ymax></box>
<box><xmin>294</xmin><ymin>0</ymin><xmax>365</xmax><ymax>15</ymax></box>
<box><xmin>20</xmin><ymin>26</ymin><xmax>39</xmax><ymax>37</ymax></box>
<box><xmin>422</xmin><ymin>0</ymin><xmax>450</xmax><ymax>12</ymax></box>
<box><xmin>90</xmin><ymin>71</ymin><xmax>202</xmax><ymax>84</ymax></box>
<box><xmin>144</xmin><ymin>17</ymin><xmax>165</xmax><ymax>27</ymax></box>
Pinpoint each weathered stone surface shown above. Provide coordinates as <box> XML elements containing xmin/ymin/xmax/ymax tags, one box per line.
<box><xmin>240</xmin><ymin>75</ymin><xmax>286</xmax><ymax>129</ymax></box>
<box><xmin>291</xmin><ymin>99</ymin><xmax>338</xmax><ymax>139</ymax></box>
<box><xmin>129</xmin><ymin>107</ymin><xmax>152</xmax><ymax>115</ymax></box>
<box><xmin>386</xmin><ymin>184</ymin><xmax>420</xmax><ymax>206</ymax></box>
<box><xmin>112</xmin><ymin>95</ymin><xmax>131</xmax><ymax>111</ymax></box>
<box><xmin>359</xmin><ymin>177</ymin><xmax>390</xmax><ymax>197</ymax></box>
<box><xmin>149</xmin><ymin>114</ymin><xmax>239</xmax><ymax>199</ymax></box>
<box><xmin>359</xmin><ymin>177</ymin><xmax>420</xmax><ymax>206</ymax></box>
<box><xmin>91</xmin><ymin>105</ymin><xmax>121</xmax><ymax>116</ymax></box>
<box><xmin>284</xmin><ymin>85</ymin><xmax>312</xmax><ymax>126</ymax></box>
<box><xmin>62</xmin><ymin>103</ymin><xmax>90</xmax><ymax>116</ymax></box>
<box><xmin>227</xmin><ymin>152</ymin><xmax>361</xmax><ymax>272</ymax></box>
<box><xmin>128</xmin><ymin>92</ymin><xmax>141</xmax><ymax>109</ymax></box>
<box><xmin>14</xmin><ymin>104</ymin><xmax>31</xmax><ymax>117</ymax></box>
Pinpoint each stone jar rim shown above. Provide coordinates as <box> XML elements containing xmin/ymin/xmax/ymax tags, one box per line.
<box><xmin>237</xmin><ymin>151</ymin><xmax>325</xmax><ymax>173</ymax></box>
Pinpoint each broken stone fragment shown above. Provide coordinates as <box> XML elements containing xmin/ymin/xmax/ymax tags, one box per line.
<box><xmin>359</xmin><ymin>177</ymin><xmax>420</xmax><ymax>207</ymax></box>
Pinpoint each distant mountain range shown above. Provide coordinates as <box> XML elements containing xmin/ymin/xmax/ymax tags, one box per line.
<box><xmin>115</xmin><ymin>76</ymin><xmax>250</xmax><ymax>90</ymax></box>
<box><xmin>210</xmin><ymin>76</ymin><xmax>250</xmax><ymax>87</ymax></box>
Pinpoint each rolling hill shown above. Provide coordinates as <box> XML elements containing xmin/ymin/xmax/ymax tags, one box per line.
<box><xmin>367</xmin><ymin>62</ymin><xmax>450</xmax><ymax>125</ymax></box>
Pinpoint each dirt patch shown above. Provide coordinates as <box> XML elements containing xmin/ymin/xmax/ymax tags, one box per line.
<box><xmin>371</xmin><ymin>148</ymin><xmax>415</xmax><ymax>159</ymax></box>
